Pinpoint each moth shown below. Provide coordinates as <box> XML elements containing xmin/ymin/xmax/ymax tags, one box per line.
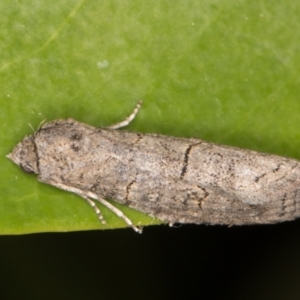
<box><xmin>7</xmin><ymin>102</ymin><xmax>300</xmax><ymax>232</ymax></box>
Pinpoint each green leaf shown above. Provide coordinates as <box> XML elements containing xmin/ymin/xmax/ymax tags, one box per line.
<box><xmin>2</xmin><ymin>0</ymin><xmax>300</xmax><ymax>234</ymax></box>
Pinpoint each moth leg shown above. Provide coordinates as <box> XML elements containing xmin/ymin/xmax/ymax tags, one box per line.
<box><xmin>40</xmin><ymin>179</ymin><xmax>142</xmax><ymax>233</ymax></box>
<box><xmin>81</xmin><ymin>196</ymin><xmax>106</xmax><ymax>225</ymax></box>
<box><xmin>108</xmin><ymin>100</ymin><xmax>142</xmax><ymax>129</ymax></box>
<box><xmin>87</xmin><ymin>191</ymin><xmax>142</xmax><ymax>233</ymax></box>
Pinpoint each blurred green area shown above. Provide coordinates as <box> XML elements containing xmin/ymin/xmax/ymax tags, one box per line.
<box><xmin>1</xmin><ymin>0</ymin><xmax>300</xmax><ymax>234</ymax></box>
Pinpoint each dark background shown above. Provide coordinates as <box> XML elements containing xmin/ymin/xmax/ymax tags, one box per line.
<box><xmin>1</xmin><ymin>221</ymin><xmax>300</xmax><ymax>300</ymax></box>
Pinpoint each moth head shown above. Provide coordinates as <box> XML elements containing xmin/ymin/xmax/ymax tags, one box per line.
<box><xmin>7</xmin><ymin>135</ymin><xmax>38</xmax><ymax>174</ymax></box>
